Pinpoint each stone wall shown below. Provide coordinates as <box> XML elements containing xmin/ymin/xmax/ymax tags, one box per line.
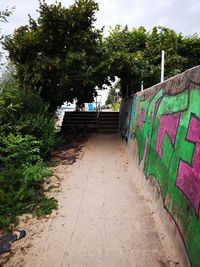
<box><xmin>120</xmin><ymin>66</ymin><xmax>200</xmax><ymax>267</ymax></box>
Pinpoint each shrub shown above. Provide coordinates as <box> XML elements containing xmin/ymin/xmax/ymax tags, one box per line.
<box><xmin>19</xmin><ymin>112</ymin><xmax>56</xmax><ymax>157</ymax></box>
<box><xmin>35</xmin><ymin>197</ymin><xmax>58</xmax><ymax>217</ymax></box>
<box><xmin>0</xmin><ymin>163</ymin><xmax>53</xmax><ymax>229</ymax></box>
<box><xmin>0</xmin><ymin>133</ymin><xmax>56</xmax><ymax>230</ymax></box>
<box><xmin>112</xmin><ymin>102</ymin><xmax>120</xmax><ymax>111</ymax></box>
<box><xmin>0</xmin><ymin>133</ymin><xmax>41</xmax><ymax>168</ymax></box>
<box><xmin>0</xmin><ymin>65</ymin><xmax>58</xmax><ymax>231</ymax></box>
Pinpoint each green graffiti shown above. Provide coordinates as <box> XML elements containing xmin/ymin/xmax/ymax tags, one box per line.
<box><xmin>124</xmin><ymin>88</ymin><xmax>200</xmax><ymax>267</ymax></box>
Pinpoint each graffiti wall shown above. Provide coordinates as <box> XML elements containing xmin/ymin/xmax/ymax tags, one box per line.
<box><xmin>120</xmin><ymin>66</ymin><xmax>200</xmax><ymax>267</ymax></box>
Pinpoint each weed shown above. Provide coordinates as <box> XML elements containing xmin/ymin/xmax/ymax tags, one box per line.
<box><xmin>35</xmin><ymin>197</ymin><xmax>58</xmax><ymax>217</ymax></box>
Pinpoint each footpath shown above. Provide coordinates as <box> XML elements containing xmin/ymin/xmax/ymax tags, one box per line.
<box><xmin>5</xmin><ymin>134</ymin><xmax>183</xmax><ymax>267</ymax></box>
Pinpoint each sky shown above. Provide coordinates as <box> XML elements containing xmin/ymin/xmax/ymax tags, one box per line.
<box><xmin>1</xmin><ymin>0</ymin><xmax>200</xmax><ymax>37</ymax></box>
<box><xmin>0</xmin><ymin>0</ymin><xmax>200</xmax><ymax>104</ymax></box>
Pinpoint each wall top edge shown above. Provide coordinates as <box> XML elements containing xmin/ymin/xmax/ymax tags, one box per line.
<box><xmin>124</xmin><ymin>65</ymin><xmax>200</xmax><ymax>100</ymax></box>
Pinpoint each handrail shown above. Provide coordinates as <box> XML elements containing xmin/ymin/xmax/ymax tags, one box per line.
<box><xmin>96</xmin><ymin>95</ymin><xmax>102</xmax><ymax>131</ymax></box>
<box><xmin>96</xmin><ymin>95</ymin><xmax>102</xmax><ymax>119</ymax></box>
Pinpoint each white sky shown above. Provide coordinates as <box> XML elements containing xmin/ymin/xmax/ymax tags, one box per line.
<box><xmin>1</xmin><ymin>0</ymin><xmax>200</xmax><ymax>36</ymax></box>
<box><xmin>0</xmin><ymin>0</ymin><xmax>200</xmax><ymax>104</ymax></box>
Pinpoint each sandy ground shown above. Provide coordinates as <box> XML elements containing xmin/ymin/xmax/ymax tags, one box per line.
<box><xmin>2</xmin><ymin>134</ymin><xmax>184</xmax><ymax>267</ymax></box>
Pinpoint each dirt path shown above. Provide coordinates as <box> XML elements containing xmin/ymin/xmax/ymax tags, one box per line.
<box><xmin>5</xmin><ymin>134</ymin><xmax>183</xmax><ymax>267</ymax></box>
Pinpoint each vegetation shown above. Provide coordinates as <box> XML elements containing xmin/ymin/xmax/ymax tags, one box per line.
<box><xmin>1</xmin><ymin>0</ymin><xmax>200</xmax><ymax>231</ymax></box>
<box><xmin>106</xmin><ymin>80</ymin><xmax>121</xmax><ymax>111</ymax></box>
<box><xmin>4</xmin><ymin>0</ymin><xmax>110</xmax><ymax>112</ymax></box>
<box><xmin>106</xmin><ymin>81</ymin><xmax>120</xmax><ymax>105</ymax></box>
<box><xmin>0</xmin><ymin>64</ymin><xmax>58</xmax><ymax>230</ymax></box>
<box><xmin>106</xmin><ymin>25</ymin><xmax>200</xmax><ymax>97</ymax></box>
<box><xmin>0</xmin><ymin>11</ymin><xmax>58</xmax><ymax>231</ymax></box>
<box><xmin>111</xmin><ymin>102</ymin><xmax>120</xmax><ymax>112</ymax></box>
<box><xmin>0</xmin><ymin>8</ymin><xmax>14</xmax><ymax>62</ymax></box>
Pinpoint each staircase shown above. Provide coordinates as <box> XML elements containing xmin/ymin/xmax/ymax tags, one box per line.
<box><xmin>97</xmin><ymin>112</ymin><xmax>119</xmax><ymax>133</ymax></box>
<box><xmin>61</xmin><ymin>111</ymin><xmax>119</xmax><ymax>133</ymax></box>
<box><xmin>61</xmin><ymin>111</ymin><xmax>97</xmax><ymax>132</ymax></box>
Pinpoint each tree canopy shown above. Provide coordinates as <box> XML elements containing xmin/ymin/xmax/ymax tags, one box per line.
<box><xmin>106</xmin><ymin>25</ymin><xmax>147</xmax><ymax>97</ymax></box>
<box><xmin>0</xmin><ymin>8</ymin><xmax>14</xmax><ymax>69</ymax></box>
<box><xmin>4</xmin><ymin>0</ymin><xmax>109</xmax><ymax>112</ymax></box>
<box><xmin>4</xmin><ymin>1</ymin><xmax>200</xmax><ymax>104</ymax></box>
<box><xmin>106</xmin><ymin>80</ymin><xmax>121</xmax><ymax>105</ymax></box>
<box><xmin>106</xmin><ymin>25</ymin><xmax>200</xmax><ymax>97</ymax></box>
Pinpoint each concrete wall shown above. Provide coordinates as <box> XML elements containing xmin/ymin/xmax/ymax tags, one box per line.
<box><xmin>120</xmin><ymin>66</ymin><xmax>200</xmax><ymax>267</ymax></box>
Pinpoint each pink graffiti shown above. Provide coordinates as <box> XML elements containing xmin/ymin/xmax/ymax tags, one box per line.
<box><xmin>156</xmin><ymin>113</ymin><xmax>180</xmax><ymax>158</ymax></box>
<box><xmin>138</xmin><ymin>109</ymin><xmax>145</xmax><ymax>131</ymax></box>
<box><xmin>154</xmin><ymin>98</ymin><xmax>162</xmax><ymax>118</ymax></box>
<box><xmin>143</xmin><ymin>135</ymin><xmax>149</xmax><ymax>162</ymax></box>
<box><xmin>176</xmin><ymin>116</ymin><xmax>200</xmax><ymax>216</ymax></box>
<box><xmin>149</xmin><ymin>112</ymin><xmax>153</xmax><ymax>123</ymax></box>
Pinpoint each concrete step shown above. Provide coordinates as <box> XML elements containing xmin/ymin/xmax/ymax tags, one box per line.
<box><xmin>62</xmin><ymin>123</ymin><xmax>97</xmax><ymax>126</ymax></box>
<box><xmin>64</xmin><ymin>116</ymin><xmax>96</xmax><ymax>119</ymax></box>
<box><xmin>99</xmin><ymin>120</ymin><xmax>119</xmax><ymax>123</ymax></box>
<box><xmin>61</xmin><ymin>111</ymin><xmax>120</xmax><ymax>133</ymax></box>
<box><xmin>63</xmin><ymin>119</ymin><xmax>97</xmax><ymax>123</ymax></box>
<box><xmin>99</xmin><ymin>116</ymin><xmax>119</xmax><ymax>119</ymax></box>
<box><xmin>99</xmin><ymin>112</ymin><xmax>119</xmax><ymax>115</ymax></box>
<box><xmin>97</xmin><ymin>129</ymin><xmax>119</xmax><ymax>133</ymax></box>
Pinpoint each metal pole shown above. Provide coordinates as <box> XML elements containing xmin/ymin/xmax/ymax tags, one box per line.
<box><xmin>115</xmin><ymin>88</ymin><xmax>120</xmax><ymax>102</ymax></box>
<box><xmin>141</xmin><ymin>81</ymin><xmax>144</xmax><ymax>91</ymax></box>
<box><xmin>161</xmin><ymin>50</ymin><xmax>165</xmax><ymax>83</ymax></box>
<box><xmin>96</xmin><ymin>95</ymin><xmax>97</xmax><ymax>112</ymax></box>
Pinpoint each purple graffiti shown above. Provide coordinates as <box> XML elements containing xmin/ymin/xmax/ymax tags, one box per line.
<box><xmin>156</xmin><ymin>113</ymin><xmax>180</xmax><ymax>158</ymax></box>
<box><xmin>176</xmin><ymin>116</ymin><xmax>200</xmax><ymax>216</ymax></box>
<box><xmin>138</xmin><ymin>109</ymin><xmax>145</xmax><ymax>131</ymax></box>
<box><xmin>154</xmin><ymin>98</ymin><xmax>162</xmax><ymax>118</ymax></box>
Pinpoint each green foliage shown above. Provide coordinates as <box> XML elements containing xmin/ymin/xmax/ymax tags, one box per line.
<box><xmin>0</xmin><ymin>68</ymin><xmax>22</xmax><ymax>133</ymax></box>
<box><xmin>143</xmin><ymin>26</ymin><xmax>185</xmax><ymax>85</ymax></box>
<box><xmin>19</xmin><ymin>113</ymin><xmax>56</xmax><ymax>157</ymax></box>
<box><xmin>35</xmin><ymin>197</ymin><xmax>58</xmax><ymax>217</ymax></box>
<box><xmin>18</xmin><ymin>101</ymin><xmax>57</xmax><ymax>157</ymax></box>
<box><xmin>2</xmin><ymin>1</ymin><xmax>200</xmax><ymax>233</ymax></box>
<box><xmin>180</xmin><ymin>34</ymin><xmax>200</xmax><ymax>69</ymax></box>
<box><xmin>0</xmin><ymin>7</ymin><xmax>15</xmax><ymax>66</ymax></box>
<box><xmin>111</xmin><ymin>102</ymin><xmax>120</xmax><ymax>111</ymax></box>
<box><xmin>0</xmin><ymin>133</ymin><xmax>41</xmax><ymax>167</ymax></box>
<box><xmin>106</xmin><ymin>25</ymin><xmax>200</xmax><ymax>97</ymax></box>
<box><xmin>0</xmin><ymin>64</ymin><xmax>58</xmax><ymax>231</ymax></box>
<box><xmin>106</xmin><ymin>25</ymin><xmax>147</xmax><ymax>96</ymax></box>
<box><xmin>4</xmin><ymin>0</ymin><xmax>109</xmax><ymax>112</ymax></box>
<box><xmin>106</xmin><ymin>80</ymin><xmax>121</xmax><ymax>105</ymax></box>
<box><xmin>0</xmin><ymin>64</ymin><xmax>57</xmax><ymax>157</ymax></box>
<box><xmin>16</xmin><ymin>163</ymin><xmax>51</xmax><ymax>204</ymax></box>
<box><xmin>0</xmin><ymin>162</ymin><xmax>52</xmax><ymax>229</ymax></box>
<box><xmin>0</xmin><ymin>131</ymin><xmax>57</xmax><ymax>230</ymax></box>
<box><xmin>0</xmin><ymin>8</ymin><xmax>13</xmax><ymax>24</ymax></box>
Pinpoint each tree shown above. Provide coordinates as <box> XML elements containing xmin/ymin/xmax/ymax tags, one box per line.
<box><xmin>143</xmin><ymin>26</ymin><xmax>185</xmax><ymax>86</ymax></box>
<box><xmin>106</xmin><ymin>25</ymin><xmax>200</xmax><ymax>97</ymax></box>
<box><xmin>180</xmin><ymin>34</ymin><xmax>200</xmax><ymax>69</ymax></box>
<box><xmin>106</xmin><ymin>25</ymin><xmax>147</xmax><ymax>97</ymax></box>
<box><xmin>106</xmin><ymin>80</ymin><xmax>121</xmax><ymax>105</ymax></box>
<box><xmin>0</xmin><ymin>8</ymin><xmax>14</xmax><ymax>69</ymax></box>
<box><xmin>4</xmin><ymin>0</ymin><xmax>109</xmax><ymax>112</ymax></box>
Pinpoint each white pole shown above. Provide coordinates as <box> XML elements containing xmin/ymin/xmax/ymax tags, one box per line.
<box><xmin>161</xmin><ymin>50</ymin><xmax>165</xmax><ymax>83</ymax></box>
<box><xmin>115</xmin><ymin>88</ymin><xmax>120</xmax><ymax>102</ymax></box>
<box><xmin>141</xmin><ymin>81</ymin><xmax>144</xmax><ymax>91</ymax></box>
